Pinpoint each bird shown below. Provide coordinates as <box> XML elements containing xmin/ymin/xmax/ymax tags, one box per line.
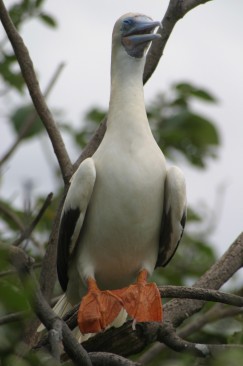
<box><xmin>55</xmin><ymin>12</ymin><xmax>187</xmax><ymax>338</ymax></box>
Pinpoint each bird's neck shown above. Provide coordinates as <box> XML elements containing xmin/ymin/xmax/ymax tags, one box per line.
<box><xmin>107</xmin><ymin>50</ymin><xmax>149</xmax><ymax>135</ymax></box>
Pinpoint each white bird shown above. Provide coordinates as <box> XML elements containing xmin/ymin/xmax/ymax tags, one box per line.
<box><xmin>55</xmin><ymin>13</ymin><xmax>186</xmax><ymax>337</ymax></box>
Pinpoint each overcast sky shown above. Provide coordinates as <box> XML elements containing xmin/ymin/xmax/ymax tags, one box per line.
<box><xmin>1</xmin><ymin>1</ymin><xmax>243</xmax><ymax>258</ymax></box>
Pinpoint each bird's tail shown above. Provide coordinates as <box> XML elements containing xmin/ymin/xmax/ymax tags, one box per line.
<box><xmin>37</xmin><ymin>294</ymin><xmax>128</xmax><ymax>343</ymax></box>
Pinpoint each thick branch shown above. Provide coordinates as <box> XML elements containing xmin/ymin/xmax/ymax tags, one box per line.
<box><xmin>158</xmin><ymin>285</ymin><xmax>243</xmax><ymax>307</ymax></box>
<box><xmin>0</xmin><ymin>1</ymin><xmax>72</xmax><ymax>183</ymax></box>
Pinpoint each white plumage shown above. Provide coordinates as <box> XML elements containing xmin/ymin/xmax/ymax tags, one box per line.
<box><xmin>52</xmin><ymin>13</ymin><xmax>186</xmax><ymax>340</ymax></box>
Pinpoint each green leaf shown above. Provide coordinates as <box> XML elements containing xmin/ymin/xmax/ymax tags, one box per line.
<box><xmin>85</xmin><ymin>107</ymin><xmax>106</xmax><ymax>124</ymax></box>
<box><xmin>186</xmin><ymin>207</ymin><xmax>202</xmax><ymax>222</ymax></box>
<box><xmin>10</xmin><ymin>105</ymin><xmax>44</xmax><ymax>139</ymax></box>
<box><xmin>175</xmin><ymin>82</ymin><xmax>217</xmax><ymax>103</ymax></box>
<box><xmin>0</xmin><ymin>56</ymin><xmax>25</xmax><ymax>92</ymax></box>
<box><xmin>38</xmin><ymin>12</ymin><xmax>57</xmax><ymax>28</ymax></box>
<box><xmin>35</xmin><ymin>0</ymin><xmax>45</xmax><ymax>8</ymax></box>
<box><xmin>155</xmin><ymin>110</ymin><xmax>220</xmax><ymax>167</ymax></box>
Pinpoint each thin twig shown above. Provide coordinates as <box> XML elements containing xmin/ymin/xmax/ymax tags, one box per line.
<box><xmin>157</xmin><ymin>322</ymin><xmax>243</xmax><ymax>358</ymax></box>
<box><xmin>12</xmin><ymin>192</ymin><xmax>53</xmax><ymax>247</ymax></box>
<box><xmin>0</xmin><ymin>202</ymin><xmax>43</xmax><ymax>249</ymax></box>
<box><xmin>0</xmin><ymin>1</ymin><xmax>72</xmax><ymax>183</ymax></box>
<box><xmin>0</xmin><ymin>63</ymin><xmax>66</xmax><ymax>167</ymax></box>
<box><xmin>0</xmin><ymin>262</ymin><xmax>42</xmax><ymax>278</ymax></box>
<box><xmin>0</xmin><ymin>311</ymin><xmax>25</xmax><ymax>325</ymax></box>
<box><xmin>0</xmin><ymin>201</ymin><xmax>25</xmax><ymax>230</ymax></box>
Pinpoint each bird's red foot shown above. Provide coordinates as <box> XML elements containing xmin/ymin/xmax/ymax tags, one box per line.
<box><xmin>114</xmin><ymin>269</ymin><xmax>162</xmax><ymax>324</ymax></box>
<box><xmin>77</xmin><ymin>278</ymin><xmax>124</xmax><ymax>334</ymax></box>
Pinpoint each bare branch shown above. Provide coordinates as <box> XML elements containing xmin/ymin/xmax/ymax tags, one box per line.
<box><xmin>23</xmin><ymin>196</ymin><xmax>66</xmax><ymax>345</ymax></box>
<box><xmin>0</xmin><ymin>311</ymin><xmax>25</xmax><ymax>325</ymax></box>
<box><xmin>39</xmin><ymin>194</ymin><xmax>65</xmax><ymax>300</ymax></box>
<box><xmin>179</xmin><ymin>304</ymin><xmax>243</xmax><ymax>340</ymax></box>
<box><xmin>159</xmin><ymin>285</ymin><xmax>243</xmax><ymax>307</ymax></box>
<box><xmin>12</xmin><ymin>192</ymin><xmax>53</xmax><ymax>247</ymax></box>
<box><xmin>0</xmin><ymin>1</ymin><xmax>72</xmax><ymax>183</ymax></box>
<box><xmin>73</xmin><ymin>118</ymin><xmax>107</xmax><ymax>172</ymax></box>
<box><xmin>0</xmin><ymin>201</ymin><xmax>25</xmax><ymax>231</ymax></box>
<box><xmin>0</xmin><ymin>262</ymin><xmax>42</xmax><ymax>278</ymax></box>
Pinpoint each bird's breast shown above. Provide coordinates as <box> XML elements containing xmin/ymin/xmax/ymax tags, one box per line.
<box><xmin>76</xmin><ymin>139</ymin><xmax>166</xmax><ymax>290</ymax></box>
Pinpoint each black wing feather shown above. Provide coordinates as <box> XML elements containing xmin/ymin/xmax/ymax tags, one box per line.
<box><xmin>155</xmin><ymin>208</ymin><xmax>186</xmax><ymax>268</ymax></box>
<box><xmin>57</xmin><ymin>208</ymin><xmax>80</xmax><ymax>291</ymax></box>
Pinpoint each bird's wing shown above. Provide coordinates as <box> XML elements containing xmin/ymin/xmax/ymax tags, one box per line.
<box><xmin>57</xmin><ymin>158</ymin><xmax>96</xmax><ymax>292</ymax></box>
<box><xmin>156</xmin><ymin>166</ymin><xmax>187</xmax><ymax>268</ymax></box>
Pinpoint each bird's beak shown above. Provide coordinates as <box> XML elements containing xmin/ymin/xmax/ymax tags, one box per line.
<box><xmin>123</xmin><ymin>19</ymin><xmax>161</xmax><ymax>45</ymax></box>
<box><xmin>122</xmin><ymin>17</ymin><xmax>161</xmax><ymax>58</ymax></box>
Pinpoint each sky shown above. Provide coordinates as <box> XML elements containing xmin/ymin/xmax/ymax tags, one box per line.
<box><xmin>1</xmin><ymin>0</ymin><xmax>243</xmax><ymax>258</ymax></box>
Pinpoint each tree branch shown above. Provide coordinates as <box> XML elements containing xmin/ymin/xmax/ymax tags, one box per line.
<box><xmin>0</xmin><ymin>311</ymin><xmax>25</xmax><ymax>325</ymax></box>
<box><xmin>0</xmin><ymin>1</ymin><xmax>72</xmax><ymax>183</ymax></box>
<box><xmin>138</xmin><ymin>303</ymin><xmax>243</xmax><ymax>364</ymax></box>
<box><xmin>158</xmin><ymin>285</ymin><xmax>243</xmax><ymax>307</ymax></box>
<box><xmin>89</xmin><ymin>352</ymin><xmax>140</xmax><ymax>366</ymax></box>
<box><xmin>157</xmin><ymin>322</ymin><xmax>243</xmax><ymax>357</ymax></box>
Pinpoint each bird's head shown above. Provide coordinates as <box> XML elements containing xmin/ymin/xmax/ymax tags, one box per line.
<box><xmin>112</xmin><ymin>13</ymin><xmax>161</xmax><ymax>59</ymax></box>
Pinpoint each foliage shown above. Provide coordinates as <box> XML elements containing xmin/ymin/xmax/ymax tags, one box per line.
<box><xmin>0</xmin><ymin>1</ymin><xmax>241</xmax><ymax>366</ymax></box>
<box><xmin>75</xmin><ymin>83</ymin><xmax>219</xmax><ymax>168</ymax></box>
<box><xmin>0</xmin><ymin>0</ymin><xmax>57</xmax><ymax>93</ymax></box>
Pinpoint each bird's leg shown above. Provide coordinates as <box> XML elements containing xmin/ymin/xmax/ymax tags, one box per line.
<box><xmin>77</xmin><ymin>277</ymin><xmax>124</xmax><ymax>334</ymax></box>
<box><xmin>115</xmin><ymin>269</ymin><xmax>162</xmax><ymax>325</ymax></box>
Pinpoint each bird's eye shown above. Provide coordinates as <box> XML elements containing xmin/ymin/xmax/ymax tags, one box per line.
<box><xmin>123</xmin><ymin>18</ymin><xmax>133</xmax><ymax>27</ymax></box>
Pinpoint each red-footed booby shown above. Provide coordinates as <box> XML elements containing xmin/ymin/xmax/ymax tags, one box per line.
<box><xmin>56</xmin><ymin>13</ymin><xmax>186</xmax><ymax>337</ymax></box>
